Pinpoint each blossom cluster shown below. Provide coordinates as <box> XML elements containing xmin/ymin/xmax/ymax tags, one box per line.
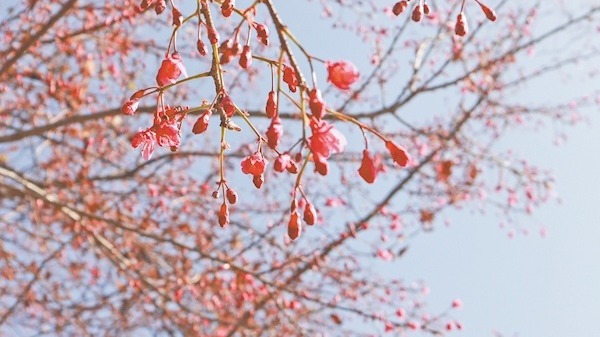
<box><xmin>121</xmin><ymin>1</ymin><xmax>412</xmax><ymax>240</ymax></box>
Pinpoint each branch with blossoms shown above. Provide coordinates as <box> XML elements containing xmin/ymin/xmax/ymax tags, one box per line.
<box><xmin>3</xmin><ymin>1</ymin><xmax>600</xmax><ymax>336</ymax></box>
<box><xmin>120</xmin><ymin>0</ymin><xmax>417</xmax><ymax>240</ymax></box>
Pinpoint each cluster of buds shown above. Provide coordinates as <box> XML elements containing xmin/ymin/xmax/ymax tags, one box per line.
<box><xmin>392</xmin><ymin>0</ymin><xmax>431</xmax><ymax>22</ymax></box>
<box><xmin>122</xmin><ymin>1</ymin><xmax>417</xmax><ymax>239</ymax></box>
<box><xmin>214</xmin><ymin>182</ymin><xmax>238</xmax><ymax>227</ymax></box>
<box><xmin>288</xmin><ymin>192</ymin><xmax>318</xmax><ymax>240</ymax></box>
<box><xmin>219</xmin><ymin>39</ymin><xmax>242</xmax><ymax>64</ymax></box>
<box><xmin>392</xmin><ymin>0</ymin><xmax>497</xmax><ymax>36</ymax></box>
<box><xmin>140</xmin><ymin>0</ymin><xmax>166</xmax><ymax>14</ymax></box>
<box><xmin>454</xmin><ymin>1</ymin><xmax>496</xmax><ymax>36</ymax></box>
<box><xmin>216</xmin><ymin>20</ymin><xmax>269</xmax><ymax>68</ymax></box>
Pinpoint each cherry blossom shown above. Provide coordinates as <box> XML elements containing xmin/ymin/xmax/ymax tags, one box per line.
<box><xmin>308</xmin><ymin>118</ymin><xmax>347</xmax><ymax>163</ymax></box>
<box><xmin>327</xmin><ymin>60</ymin><xmax>360</xmax><ymax>90</ymax></box>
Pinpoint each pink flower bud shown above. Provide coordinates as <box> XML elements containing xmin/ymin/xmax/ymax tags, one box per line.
<box><xmin>239</xmin><ymin>45</ymin><xmax>252</xmax><ymax>69</ymax></box>
<box><xmin>288</xmin><ymin>211</ymin><xmax>301</xmax><ymax>240</ymax></box>
<box><xmin>308</xmin><ymin>88</ymin><xmax>326</xmax><ymax>119</ymax></box>
<box><xmin>455</xmin><ymin>12</ymin><xmax>468</xmax><ymax>36</ymax></box>
<box><xmin>121</xmin><ymin>99</ymin><xmax>139</xmax><ymax>115</ymax></box>
<box><xmin>412</xmin><ymin>5</ymin><xmax>423</xmax><ymax>22</ymax></box>
<box><xmin>392</xmin><ymin>1</ymin><xmax>408</xmax><ymax>16</ymax></box>
<box><xmin>265</xmin><ymin>91</ymin><xmax>277</xmax><ymax>118</ymax></box>
<box><xmin>266</xmin><ymin>116</ymin><xmax>282</xmax><ymax>149</ymax></box>
<box><xmin>358</xmin><ymin>149</ymin><xmax>376</xmax><ymax>183</ymax></box>
<box><xmin>221</xmin><ymin>94</ymin><xmax>235</xmax><ymax>117</ymax></box>
<box><xmin>385</xmin><ymin>140</ymin><xmax>410</xmax><ymax>167</ymax></box>
<box><xmin>192</xmin><ymin>110</ymin><xmax>211</xmax><ymax>134</ymax></box>
<box><xmin>218</xmin><ymin>203</ymin><xmax>229</xmax><ymax>227</ymax></box>
<box><xmin>255</xmin><ymin>23</ymin><xmax>269</xmax><ymax>46</ymax></box>
<box><xmin>303</xmin><ymin>203</ymin><xmax>317</xmax><ymax>225</ymax></box>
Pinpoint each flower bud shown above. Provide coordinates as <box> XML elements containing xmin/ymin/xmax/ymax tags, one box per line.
<box><xmin>423</xmin><ymin>3</ymin><xmax>431</xmax><ymax>15</ymax></box>
<box><xmin>255</xmin><ymin>23</ymin><xmax>269</xmax><ymax>46</ymax></box>
<box><xmin>288</xmin><ymin>211</ymin><xmax>301</xmax><ymax>240</ymax></box>
<box><xmin>154</xmin><ymin>0</ymin><xmax>166</xmax><ymax>14</ymax></box>
<box><xmin>314</xmin><ymin>157</ymin><xmax>329</xmax><ymax>176</ymax></box>
<box><xmin>239</xmin><ymin>45</ymin><xmax>252</xmax><ymax>69</ymax></box>
<box><xmin>140</xmin><ymin>0</ymin><xmax>152</xmax><ymax>10</ymax></box>
<box><xmin>266</xmin><ymin>116</ymin><xmax>282</xmax><ymax>149</ymax></box>
<box><xmin>197</xmin><ymin>39</ymin><xmax>207</xmax><ymax>56</ymax></box>
<box><xmin>218</xmin><ymin>203</ymin><xmax>229</xmax><ymax>227</ymax></box>
<box><xmin>326</xmin><ymin>60</ymin><xmax>359</xmax><ymax>90</ymax></box>
<box><xmin>172</xmin><ymin>6</ymin><xmax>183</xmax><ymax>27</ymax></box>
<box><xmin>121</xmin><ymin>99</ymin><xmax>139</xmax><ymax>115</ymax></box>
<box><xmin>358</xmin><ymin>149</ymin><xmax>377</xmax><ymax>183</ymax></box>
<box><xmin>221</xmin><ymin>0</ymin><xmax>234</xmax><ymax>17</ymax></box>
<box><xmin>192</xmin><ymin>110</ymin><xmax>211</xmax><ymax>134</ymax></box>
<box><xmin>221</xmin><ymin>94</ymin><xmax>235</xmax><ymax>117</ymax></box>
<box><xmin>455</xmin><ymin>13</ymin><xmax>468</xmax><ymax>36</ymax></box>
<box><xmin>226</xmin><ymin>188</ymin><xmax>238</xmax><ymax>204</ymax></box>
<box><xmin>265</xmin><ymin>91</ymin><xmax>277</xmax><ymax>118</ymax></box>
<box><xmin>412</xmin><ymin>5</ymin><xmax>423</xmax><ymax>22</ymax></box>
<box><xmin>308</xmin><ymin>88</ymin><xmax>326</xmax><ymax>119</ymax></box>
<box><xmin>252</xmin><ymin>174</ymin><xmax>264</xmax><ymax>189</ymax></box>
<box><xmin>392</xmin><ymin>1</ymin><xmax>408</xmax><ymax>16</ymax></box>
<box><xmin>303</xmin><ymin>203</ymin><xmax>317</xmax><ymax>226</ymax></box>
<box><xmin>385</xmin><ymin>140</ymin><xmax>410</xmax><ymax>167</ymax></box>
<box><xmin>283</xmin><ymin>66</ymin><xmax>298</xmax><ymax>92</ymax></box>
<box><xmin>286</xmin><ymin>160</ymin><xmax>298</xmax><ymax>174</ymax></box>
<box><xmin>477</xmin><ymin>1</ymin><xmax>497</xmax><ymax>21</ymax></box>
<box><xmin>207</xmin><ymin>26</ymin><xmax>220</xmax><ymax>44</ymax></box>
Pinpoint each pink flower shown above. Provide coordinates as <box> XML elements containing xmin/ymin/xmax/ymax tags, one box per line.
<box><xmin>131</xmin><ymin>130</ymin><xmax>156</xmax><ymax>160</ymax></box>
<box><xmin>308</xmin><ymin>117</ymin><xmax>347</xmax><ymax>161</ymax></box>
<box><xmin>155</xmin><ymin>121</ymin><xmax>180</xmax><ymax>148</ymax></box>
<box><xmin>156</xmin><ymin>52</ymin><xmax>187</xmax><ymax>87</ymax></box>
<box><xmin>241</xmin><ymin>152</ymin><xmax>268</xmax><ymax>188</ymax></box>
<box><xmin>130</xmin><ymin>116</ymin><xmax>180</xmax><ymax>160</ymax></box>
<box><xmin>376</xmin><ymin>249</ymin><xmax>394</xmax><ymax>261</ymax></box>
<box><xmin>327</xmin><ymin>60</ymin><xmax>359</xmax><ymax>90</ymax></box>
<box><xmin>241</xmin><ymin>152</ymin><xmax>268</xmax><ymax>176</ymax></box>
